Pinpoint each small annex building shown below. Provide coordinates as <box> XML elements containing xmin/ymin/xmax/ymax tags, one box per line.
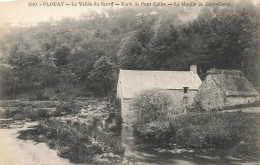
<box><xmin>194</xmin><ymin>69</ymin><xmax>260</xmax><ymax>111</ymax></box>
<box><xmin>116</xmin><ymin>65</ymin><xmax>202</xmax><ymax>123</ymax></box>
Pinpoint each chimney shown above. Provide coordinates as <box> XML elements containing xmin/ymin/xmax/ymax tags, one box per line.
<box><xmin>190</xmin><ymin>65</ymin><xmax>197</xmax><ymax>74</ymax></box>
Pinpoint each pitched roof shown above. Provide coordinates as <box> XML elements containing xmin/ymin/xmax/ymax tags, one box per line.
<box><xmin>119</xmin><ymin>69</ymin><xmax>202</xmax><ymax>99</ymax></box>
<box><xmin>210</xmin><ymin>74</ymin><xmax>259</xmax><ymax>97</ymax></box>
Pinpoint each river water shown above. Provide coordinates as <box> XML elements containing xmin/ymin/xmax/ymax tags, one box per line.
<box><xmin>0</xmin><ymin>122</ymin><xmax>81</xmax><ymax>165</ymax></box>
<box><xmin>121</xmin><ymin>126</ymin><xmax>259</xmax><ymax>165</ymax></box>
<box><xmin>0</xmin><ymin>121</ymin><xmax>258</xmax><ymax>165</ymax></box>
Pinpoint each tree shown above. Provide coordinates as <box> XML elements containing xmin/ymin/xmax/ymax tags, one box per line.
<box><xmin>88</xmin><ymin>56</ymin><xmax>114</xmax><ymax>95</ymax></box>
<box><xmin>53</xmin><ymin>45</ymin><xmax>71</xmax><ymax>68</ymax></box>
<box><xmin>131</xmin><ymin>89</ymin><xmax>182</xmax><ymax>139</ymax></box>
<box><xmin>118</xmin><ymin>34</ymin><xmax>143</xmax><ymax>70</ymax></box>
<box><xmin>118</xmin><ymin>19</ymin><xmax>154</xmax><ymax>70</ymax></box>
<box><xmin>146</xmin><ymin>23</ymin><xmax>180</xmax><ymax>70</ymax></box>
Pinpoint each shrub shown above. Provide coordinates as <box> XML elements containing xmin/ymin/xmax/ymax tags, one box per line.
<box><xmin>131</xmin><ymin>89</ymin><xmax>180</xmax><ymax>138</ymax></box>
<box><xmin>169</xmin><ymin>112</ymin><xmax>260</xmax><ymax>160</ymax></box>
<box><xmin>18</xmin><ymin>117</ymin><xmax>125</xmax><ymax>163</ymax></box>
<box><xmin>105</xmin><ymin>99</ymin><xmax>122</xmax><ymax>132</ymax></box>
<box><xmin>136</xmin><ymin>120</ymin><xmax>171</xmax><ymax>139</ymax></box>
<box><xmin>53</xmin><ymin>101</ymin><xmax>80</xmax><ymax>117</ymax></box>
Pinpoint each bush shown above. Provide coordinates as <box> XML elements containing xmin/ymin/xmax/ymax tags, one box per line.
<box><xmin>18</xmin><ymin>118</ymin><xmax>125</xmax><ymax>163</ymax></box>
<box><xmin>169</xmin><ymin>112</ymin><xmax>260</xmax><ymax>160</ymax></box>
<box><xmin>131</xmin><ymin>108</ymin><xmax>260</xmax><ymax>160</ymax></box>
<box><xmin>53</xmin><ymin>101</ymin><xmax>80</xmax><ymax>117</ymax></box>
<box><xmin>136</xmin><ymin>120</ymin><xmax>171</xmax><ymax>140</ymax></box>
<box><xmin>105</xmin><ymin>99</ymin><xmax>122</xmax><ymax>132</ymax></box>
<box><xmin>131</xmin><ymin>89</ymin><xmax>180</xmax><ymax>138</ymax></box>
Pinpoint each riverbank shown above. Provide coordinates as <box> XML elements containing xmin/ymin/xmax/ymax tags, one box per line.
<box><xmin>1</xmin><ymin>120</ymin><xmax>259</xmax><ymax>165</ymax></box>
<box><xmin>1</xmin><ymin>100</ymin><xmax>260</xmax><ymax>165</ymax></box>
<box><xmin>0</xmin><ymin>122</ymin><xmax>78</xmax><ymax>165</ymax></box>
<box><xmin>132</xmin><ymin>110</ymin><xmax>260</xmax><ymax>162</ymax></box>
<box><xmin>0</xmin><ymin>99</ymin><xmax>134</xmax><ymax>164</ymax></box>
<box><xmin>18</xmin><ymin>117</ymin><xmax>127</xmax><ymax>164</ymax></box>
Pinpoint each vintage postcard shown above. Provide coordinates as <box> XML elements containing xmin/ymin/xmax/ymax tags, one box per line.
<box><xmin>0</xmin><ymin>0</ymin><xmax>259</xmax><ymax>164</ymax></box>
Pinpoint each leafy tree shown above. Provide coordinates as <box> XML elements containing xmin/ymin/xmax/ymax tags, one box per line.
<box><xmin>146</xmin><ymin>23</ymin><xmax>180</xmax><ymax>70</ymax></box>
<box><xmin>118</xmin><ymin>19</ymin><xmax>154</xmax><ymax>70</ymax></box>
<box><xmin>88</xmin><ymin>56</ymin><xmax>114</xmax><ymax>95</ymax></box>
<box><xmin>132</xmin><ymin>89</ymin><xmax>182</xmax><ymax>139</ymax></box>
<box><xmin>53</xmin><ymin>45</ymin><xmax>71</xmax><ymax>68</ymax></box>
<box><xmin>118</xmin><ymin>34</ymin><xmax>143</xmax><ymax>70</ymax></box>
<box><xmin>0</xmin><ymin>65</ymin><xmax>15</xmax><ymax>99</ymax></box>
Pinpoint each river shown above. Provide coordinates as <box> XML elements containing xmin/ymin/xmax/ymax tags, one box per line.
<box><xmin>0</xmin><ymin>122</ymin><xmax>259</xmax><ymax>165</ymax></box>
<box><xmin>121</xmin><ymin>126</ymin><xmax>259</xmax><ymax>165</ymax></box>
<box><xmin>0</xmin><ymin>122</ymin><xmax>81</xmax><ymax>165</ymax></box>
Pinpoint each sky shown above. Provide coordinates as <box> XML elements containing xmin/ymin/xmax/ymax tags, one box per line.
<box><xmin>0</xmin><ymin>0</ymin><xmax>104</xmax><ymax>27</ymax></box>
<box><xmin>0</xmin><ymin>0</ymin><xmax>259</xmax><ymax>27</ymax></box>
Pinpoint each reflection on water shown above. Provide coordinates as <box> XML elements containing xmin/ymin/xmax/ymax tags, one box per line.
<box><xmin>120</xmin><ymin>126</ymin><xmax>257</xmax><ymax>165</ymax></box>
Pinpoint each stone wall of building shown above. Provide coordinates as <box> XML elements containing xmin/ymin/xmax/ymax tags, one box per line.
<box><xmin>195</xmin><ymin>75</ymin><xmax>260</xmax><ymax>111</ymax></box>
<box><xmin>195</xmin><ymin>75</ymin><xmax>226</xmax><ymax>111</ymax></box>
<box><xmin>164</xmin><ymin>89</ymin><xmax>197</xmax><ymax>107</ymax></box>
<box><xmin>121</xmin><ymin>98</ymin><xmax>134</xmax><ymax>125</ymax></box>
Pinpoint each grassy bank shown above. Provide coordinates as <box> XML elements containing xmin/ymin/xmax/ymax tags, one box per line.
<box><xmin>12</xmin><ymin>99</ymin><xmax>129</xmax><ymax>164</ymax></box>
<box><xmin>18</xmin><ymin>118</ymin><xmax>125</xmax><ymax>164</ymax></box>
<box><xmin>134</xmin><ymin>111</ymin><xmax>260</xmax><ymax>161</ymax></box>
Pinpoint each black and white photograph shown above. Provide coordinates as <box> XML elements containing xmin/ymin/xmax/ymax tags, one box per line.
<box><xmin>0</xmin><ymin>0</ymin><xmax>260</xmax><ymax>164</ymax></box>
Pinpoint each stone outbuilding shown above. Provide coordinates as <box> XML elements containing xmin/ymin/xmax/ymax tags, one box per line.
<box><xmin>194</xmin><ymin>69</ymin><xmax>260</xmax><ymax>111</ymax></box>
<box><xmin>116</xmin><ymin>65</ymin><xmax>202</xmax><ymax>123</ymax></box>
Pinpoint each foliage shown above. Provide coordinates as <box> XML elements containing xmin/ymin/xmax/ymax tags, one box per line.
<box><xmin>0</xmin><ymin>65</ymin><xmax>15</xmax><ymax>99</ymax></box>
<box><xmin>88</xmin><ymin>56</ymin><xmax>114</xmax><ymax>95</ymax></box>
<box><xmin>53</xmin><ymin>45</ymin><xmax>70</xmax><ymax>68</ymax></box>
<box><xmin>18</xmin><ymin>117</ymin><xmax>125</xmax><ymax>163</ymax></box>
<box><xmin>132</xmin><ymin>94</ymin><xmax>260</xmax><ymax>160</ymax></box>
<box><xmin>131</xmin><ymin>89</ymin><xmax>181</xmax><ymax>138</ymax></box>
<box><xmin>0</xmin><ymin>100</ymin><xmax>60</xmax><ymax>108</ymax></box>
<box><xmin>169</xmin><ymin>112</ymin><xmax>260</xmax><ymax>159</ymax></box>
<box><xmin>0</xmin><ymin>100</ymin><xmax>79</xmax><ymax>120</ymax></box>
<box><xmin>145</xmin><ymin>23</ymin><xmax>181</xmax><ymax>70</ymax></box>
<box><xmin>0</xmin><ymin>3</ymin><xmax>259</xmax><ymax>99</ymax></box>
<box><xmin>118</xmin><ymin>18</ymin><xmax>154</xmax><ymax>70</ymax></box>
<box><xmin>117</xmin><ymin>5</ymin><xmax>259</xmax><ymax>86</ymax></box>
<box><xmin>105</xmin><ymin>99</ymin><xmax>122</xmax><ymax>132</ymax></box>
<box><xmin>53</xmin><ymin>101</ymin><xmax>80</xmax><ymax>117</ymax></box>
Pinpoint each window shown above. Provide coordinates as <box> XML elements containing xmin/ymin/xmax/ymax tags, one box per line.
<box><xmin>183</xmin><ymin>87</ymin><xmax>189</xmax><ymax>93</ymax></box>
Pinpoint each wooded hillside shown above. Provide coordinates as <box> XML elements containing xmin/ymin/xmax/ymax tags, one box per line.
<box><xmin>0</xmin><ymin>3</ymin><xmax>259</xmax><ymax>100</ymax></box>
